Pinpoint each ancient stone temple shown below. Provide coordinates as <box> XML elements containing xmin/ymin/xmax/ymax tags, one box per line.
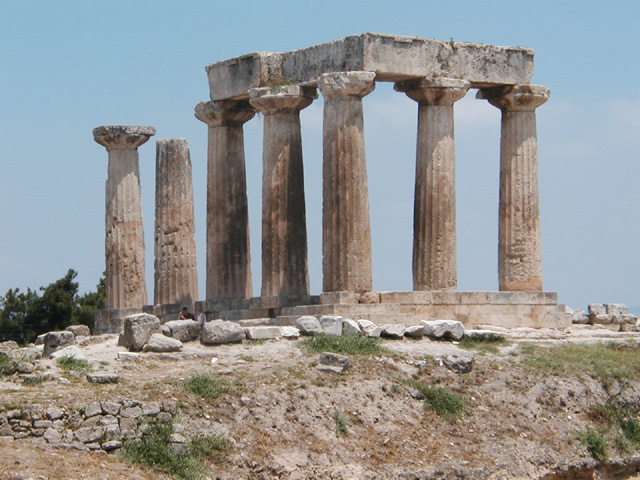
<box><xmin>93</xmin><ymin>33</ymin><xmax>570</xmax><ymax>334</ymax></box>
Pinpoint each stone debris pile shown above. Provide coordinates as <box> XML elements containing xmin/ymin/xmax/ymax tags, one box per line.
<box><xmin>0</xmin><ymin>399</ymin><xmax>177</xmax><ymax>453</ymax></box>
<box><xmin>571</xmin><ymin>303</ymin><xmax>639</xmax><ymax>331</ymax></box>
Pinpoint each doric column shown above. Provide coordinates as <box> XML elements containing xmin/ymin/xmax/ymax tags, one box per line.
<box><xmin>154</xmin><ymin>138</ymin><xmax>199</xmax><ymax>306</ymax></box>
<box><xmin>477</xmin><ymin>85</ymin><xmax>550</xmax><ymax>291</ymax></box>
<box><xmin>249</xmin><ymin>85</ymin><xmax>317</xmax><ymax>297</ymax></box>
<box><xmin>395</xmin><ymin>77</ymin><xmax>469</xmax><ymax>291</ymax></box>
<box><xmin>194</xmin><ymin>100</ymin><xmax>254</xmax><ymax>300</ymax></box>
<box><xmin>318</xmin><ymin>71</ymin><xmax>375</xmax><ymax>293</ymax></box>
<box><xmin>93</xmin><ymin>125</ymin><xmax>155</xmax><ymax>309</ymax></box>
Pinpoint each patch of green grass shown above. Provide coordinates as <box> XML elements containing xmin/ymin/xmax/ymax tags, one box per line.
<box><xmin>121</xmin><ymin>419</ymin><xmax>202</xmax><ymax>480</ymax></box>
<box><xmin>245</xmin><ymin>338</ymin><xmax>265</xmax><ymax>345</ymax></box>
<box><xmin>298</xmin><ymin>334</ymin><xmax>392</xmax><ymax>356</ymax></box>
<box><xmin>577</xmin><ymin>427</ymin><xmax>609</xmax><ymax>462</ymax></box>
<box><xmin>183</xmin><ymin>373</ymin><xmax>230</xmax><ymax>400</ymax></box>
<box><xmin>56</xmin><ymin>356</ymin><xmax>92</xmax><ymax>372</ymax></box>
<box><xmin>189</xmin><ymin>434</ymin><xmax>232</xmax><ymax>458</ymax></box>
<box><xmin>0</xmin><ymin>355</ymin><xmax>11</xmax><ymax>377</ymax></box>
<box><xmin>518</xmin><ymin>342</ymin><xmax>640</xmax><ymax>381</ymax></box>
<box><xmin>22</xmin><ymin>375</ymin><xmax>47</xmax><ymax>386</ymax></box>
<box><xmin>238</xmin><ymin>355</ymin><xmax>255</xmax><ymax>362</ymax></box>
<box><xmin>403</xmin><ymin>379</ymin><xmax>469</xmax><ymax>421</ymax></box>
<box><xmin>459</xmin><ymin>335</ymin><xmax>509</xmax><ymax>354</ymax></box>
<box><xmin>332</xmin><ymin>412</ymin><xmax>350</xmax><ymax>437</ymax></box>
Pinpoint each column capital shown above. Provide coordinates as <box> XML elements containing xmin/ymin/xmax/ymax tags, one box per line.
<box><xmin>194</xmin><ymin>100</ymin><xmax>255</xmax><ymax>127</ymax></box>
<box><xmin>477</xmin><ymin>84</ymin><xmax>550</xmax><ymax>111</ymax></box>
<box><xmin>249</xmin><ymin>85</ymin><xmax>317</xmax><ymax>115</ymax></box>
<box><xmin>93</xmin><ymin>125</ymin><xmax>155</xmax><ymax>151</ymax></box>
<box><xmin>318</xmin><ymin>71</ymin><xmax>376</xmax><ymax>100</ymax></box>
<box><xmin>394</xmin><ymin>77</ymin><xmax>470</xmax><ymax>105</ymax></box>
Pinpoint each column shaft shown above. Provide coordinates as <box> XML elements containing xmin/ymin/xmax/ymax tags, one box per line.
<box><xmin>249</xmin><ymin>86</ymin><xmax>316</xmax><ymax>297</ymax></box>
<box><xmin>396</xmin><ymin>78</ymin><xmax>469</xmax><ymax>291</ymax></box>
<box><xmin>94</xmin><ymin>125</ymin><xmax>155</xmax><ymax>309</ymax></box>
<box><xmin>478</xmin><ymin>85</ymin><xmax>550</xmax><ymax>291</ymax></box>
<box><xmin>195</xmin><ymin>101</ymin><xmax>254</xmax><ymax>300</ymax></box>
<box><xmin>154</xmin><ymin>138</ymin><xmax>199</xmax><ymax>306</ymax></box>
<box><xmin>318</xmin><ymin>72</ymin><xmax>375</xmax><ymax>293</ymax></box>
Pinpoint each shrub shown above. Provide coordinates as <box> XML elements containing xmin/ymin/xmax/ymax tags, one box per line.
<box><xmin>121</xmin><ymin>419</ymin><xmax>201</xmax><ymax>480</ymax></box>
<box><xmin>56</xmin><ymin>356</ymin><xmax>92</xmax><ymax>372</ymax></box>
<box><xmin>22</xmin><ymin>375</ymin><xmax>47</xmax><ymax>386</ymax></box>
<box><xmin>403</xmin><ymin>379</ymin><xmax>469</xmax><ymax>421</ymax></box>
<box><xmin>299</xmin><ymin>334</ymin><xmax>392</xmax><ymax>356</ymax></box>
<box><xmin>189</xmin><ymin>434</ymin><xmax>232</xmax><ymax>458</ymax></box>
<box><xmin>459</xmin><ymin>335</ymin><xmax>508</xmax><ymax>354</ymax></box>
<box><xmin>577</xmin><ymin>427</ymin><xmax>609</xmax><ymax>462</ymax></box>
<box><xmin>183</xmin><ymin>373</ymin><xmax>230</xmax><ymax>400</ymax></box>
<box><xmin>332</xmin><ymin>412</ymin><xmax>350</xmax><ymax>437</ymax></box>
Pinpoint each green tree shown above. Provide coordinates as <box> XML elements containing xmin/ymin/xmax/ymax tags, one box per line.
<box><xmin>72</xmin><ymin>274</ymin><xmax>105</xmax><ymax>332</ymax></box>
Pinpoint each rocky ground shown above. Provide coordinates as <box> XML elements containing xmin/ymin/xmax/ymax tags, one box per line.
<box><xmin>3</xmin><ymin>325</ymin><xmax>640</xmax><ymax>480</ymax></box>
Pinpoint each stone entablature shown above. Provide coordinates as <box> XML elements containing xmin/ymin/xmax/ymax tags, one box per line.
<box><xmin>205</xmin><ymin>33</ymin><xmax>534</xmax><ymax>101</ymax></box>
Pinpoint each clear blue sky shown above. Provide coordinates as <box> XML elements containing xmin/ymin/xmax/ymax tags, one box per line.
<box><xmin>1</xmin><ymin>1</ymin><xmax>638</xmax><ymax>311</ymax></box>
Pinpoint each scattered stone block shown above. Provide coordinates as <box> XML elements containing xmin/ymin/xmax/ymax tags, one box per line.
<box><xmin>44</xmin><ymin>427</ymin><xmax>63</xmax><ymax>444</ymax></box>
<box><xmin>281</xmin><ymin>326</ymin><xmax>301</xmax><ymax>339</ymax></box>
<box><xmin>570</xmin><ymin>309</ymin><xmax>590</xmax><ymax>324</ymax></box>
<box><xmin>120</xmin><ymin>406</ymin><xmax>143</xmax><ymax>419</ymax></box>
<box><xmin>342</xmin><ymin>319</ymin><xmax>362</xmax><ymax>336</ymax></box>
<box><xmin>593</xmin><ymin>314</ymin><xmax>614</xmax><ymax>325</ymax></box>
<box><xmin>102</xmin><ymin>440</ymin><xmax>122</xmax><ymax>451</ymax></box>
<box><xmin>605</xmin><ymin>304</ymin><xmax>628</xmax><ymax>315</ymax></box>
<box><xmin>86</xmin><ymin>374</ymin><xmax>120</xmax><ymax>384</ymax></box>
<box><xmin>381</xmin><ymin>324</ymin><xmax>405</xmax><ymax>339</ymax></box>
<box><xmin>50</xmin><ymin>345</ymin><xmax>86</xmax><ymax>361</ymax></box>
<box><xmin>18</xmin><ymin>344</ymin><xmax>41</xmax><ymax>362</ymax></box>
<box><xmin>443</xmin><ymin>353</ymin><xmax>475</xmax><ymax>374</ymax></box>
<box><xmin>464</xmin><ymin>330</ymin><xmax>506</xmax><ymax>341</ymax></box>
<box><xmin>164</xmin><ymin>320</ymin><xmax>200</xmax><ymax>342</ymax></box>
<box><xmin>169</xmin><ymin>433</ymin><xmax>188</xmax><ymax>456</ymax></box>
<box><xmin>35</xmin><ymin>334</ymin><xmax>46</xmax><ymax>345</ymax></box>
<box><xmin>46</xmin><ymin>407</ymin><xmax>64</xmax><ymax>421</ymax></box>
<box><xmin>122</xmin><ymin>313</ymin><xmax>162</xmax><ymax>351</ymax></box>
<box><xmin>421</xmin><ymin>320</ymin><xmax>465</xmax><ymax>340</ymax></box>
<box><xmin>320</xmin><ymin>316</ymin><xmax>343</xmax><ymax>336</ymax></box>
<box><xmin>74</xmin><ymin>426</ymin><xmax>104</xmax><ymax>444</ymax></box>
<box><xmin>117</xmin><ymin>351</ymin><xmax>139</xmax><ymax>362</ymax></box>
<box><xmin>588</xmin><ymin>304</ymin><xmax>606</xmax><ymax>317</ymax></box>
<box><xmin>316</xmin><ymin>352</ymin><xmax>350</xmax><ymax>373</ymax></box>
<box><xmin>404</xmin><ymin>325</ymin><xmax>425</xmax><ymax>338</ymax></box>
<box><xmin>201</xmin><ymin>320</ymin><xmax>246</xmax><ymax>345</ymax></box>
<box><xmin>244</xmin><ymin>326</ymin><xmax>283</xmax><ymax>340</ymax></box>
<box><xmin>141</xmin><ymin>402</ymin><xmax>161</xmax><ymax>416</ymax></box>
<box><xmin>295</xmin><ymin>316</ymin><xmax>322</xmax><ymax>336</ymax></box>
<box><xmin>84</xmin><ymin>402</ymin><xmax>102</xmax><ymax>418</ymax></box>
<box><xmin>66</xmin><ymin>324</ymin><xmax>91</xmax><ymax>337</ymax></box>
<box><xmin>357</xmin><ymin>319</ymin><xmax>382</xmax><ymax>337</ymax></box>
<box><xmin>43</xmin><ymin>331</ymin><xmax>75</xmax><ymax>357</ymax></box>
<box><xmin>144</xmin><ymin>333</ymin><xmax>183</xmax><ymax>352</ymax></box>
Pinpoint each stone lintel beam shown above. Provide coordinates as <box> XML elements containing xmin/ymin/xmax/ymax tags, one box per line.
<box><xmin>395</xmin><ymin>78</ymin><xmax>469</xmax><ymax>292</ymax></box>
<box><xmin>319</xmin><ymin>71</ymin><xmax>375</xmax><ymax>294</ymax></box>
<box><xmin>194</xmin><ymin>100</ymin><xmax>254</xmax><ymax>301</ymax></box>
<box><xmin>93</xmin><ymin>125</ymin><xmax>156</xmax><ymax>150</ymax></box>
<box><xmin>249</xmin><ymin>85</ymin><xmax>316</xmax><ymax>297</ymax></box>
<box><xmin>477</xmin><ymin>85</ymin><xmax>550</xmax><ymax>292</ymax></box>
<box><xmin>93</xmin><ymin>125</ymin><xmax>155</xmax><ymax>310</ymax></box>
<box><xmin>206</xmin><ymin>33</ymin><xmax>534</xmax><ymax>101</ymax></box>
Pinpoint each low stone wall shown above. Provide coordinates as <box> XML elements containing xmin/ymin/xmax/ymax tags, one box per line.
<box><xmin>0</xmin><ymin>399</ymin><xmax>177</xmax><ymax>453</ymax></box>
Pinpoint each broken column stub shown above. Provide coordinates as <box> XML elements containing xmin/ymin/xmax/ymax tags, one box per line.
<box><xmin>205</xmin><ymin>33</ymin><xmax>534</xmax><ymax>101</ymax></box>
<box><xmin>395</xmin><ymin>77</ymin><xmax>470</xmax><ymax>292</ymax></box>
<box><xmin>249</xmin><ymin>85</ymin><xmax>317</xmax><ymax>297</ymax></box>
<box><xmin>93</xmin><ymin>125</ymin><xmax>155</xmax><ymax>309</ymax></box>
<box><xmin>318</xmin><ymin>71</ymin><xmax>375</xmax><ymax>294</ymax></box>
<box><xmin>477</xmin><ymin>85</ymin><xmax>549</xmax><ymax>292</ymax></box>
<box><xmin>154</xmin><ymin>138</ymin><xmax>198</xmax><ymax>306</ymax></box>
<box><xmin>195</xmin><ymin>100</ymin><xmax>254</xmax><ymax>301</ymax></box>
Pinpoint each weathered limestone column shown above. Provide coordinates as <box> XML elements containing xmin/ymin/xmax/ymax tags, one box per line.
<box><xmin>249</xmin><ymin>85</ymin><xmax>317</xmax><ymax>297</ymax></box>
<box><xmin>93</xmin><ymin>125</ymin><xmax>155</xmax><ymax>309</ymax></box>
<box><xmin>395</xmin><ymin>77</ymin><xmax>469</xmax><ymax>291</ymax></box>
<box><xmin>194</xmin><ymin>100</ymin><xmax>254</xmax><ymax>300</ymax></box>
<box><xmin>477</xmin><ymin>85</ymin><xmax>550</xmax><ymax>291</ymax></box>
<box><xmin>154</xmin><ymin>138</ymin><xmax>199</xmax><ymax>306</ymax></box>
<box><xmin>318</xmin><ymin>72</ymin><xmax>375</xmax><ymax>293</ymax></box>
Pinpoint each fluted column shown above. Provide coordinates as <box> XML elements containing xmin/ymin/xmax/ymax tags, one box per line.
<box><xmin>195</xmin><ymin>100</ymin><xmax>254</xmax><ymax>300</ymax></box>
<box><xmin>249</xmin><ymin>85</ymin><xmax>317</xmax><ymax>297</ymax></box>
<box><xmin>93</xmin><ymin>125</ymin><xmax>155</xmax><ymax>309</ymax></box>
<box><xmin>318</xmin><ymin>71</ymin><xmax>375</xmax><ymax>293</ymax></box>
<box><xmin>477</xmin><ymin>85</ymin><xmax>550</xmax><ymax>291</ymax></box>
<box><xmin>395</xmin><ymin>77</ymin><xmax>469</xmax><ymax>291</ymax></box>
<box><xmin>154</xmin><ymin>138</ymin><xmax>199</xmax><ymax>306</ymax></box>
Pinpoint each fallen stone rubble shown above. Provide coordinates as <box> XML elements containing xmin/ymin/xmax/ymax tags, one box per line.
<box><xmin>571</xmin><ymin>303</ymin><xmax>639</xmax><ymax>330</ymax></box>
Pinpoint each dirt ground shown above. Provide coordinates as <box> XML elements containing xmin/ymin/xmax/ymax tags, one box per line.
<box><xmin>3</xmin><ymin>325</ymin><xmax>640</xmax><ymax>480</ymax></box>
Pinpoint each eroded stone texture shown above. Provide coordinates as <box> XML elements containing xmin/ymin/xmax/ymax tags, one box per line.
<box><xmin>195</xmin><ymin>101</ymin><xmax>254</xmax><ymax>301</ymax></box>
<box><xmin>318</xmin><ymin>72</ymin><xmax>375</xmax><ymax>294</ymax></box>
<box><xmin>154</xmin><ymin>138</ymin><xmax>198</xmax><ymax>306</ymax></box>
<box><xmin>477</xmin><ymin>85</ymin><xmax>549</xmax><ymax>292</ymax></box>
<box><xmin>395</xmin><ymin>77</ymin><xmax>469</xmax><ymax>292</ymax></box>
<box><xmin>93</xmin><ymin>125</ymin><xmax>155</xmax><ymax>309</ymax></box>
<box><xmin>249</xmin><ymin>85</ymin><xmax>316</xmax><ymax>296</ymax></box>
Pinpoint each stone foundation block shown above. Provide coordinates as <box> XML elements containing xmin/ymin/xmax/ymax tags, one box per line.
<box><xmin>320</xmin><ymin>316</ymin><xmax>343</xmax><ymax>336</ymax></box>
<box><xmin>244</xmin><ymin>326</ymin><xmax>283</xmax><ymax>340</ymax></box>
